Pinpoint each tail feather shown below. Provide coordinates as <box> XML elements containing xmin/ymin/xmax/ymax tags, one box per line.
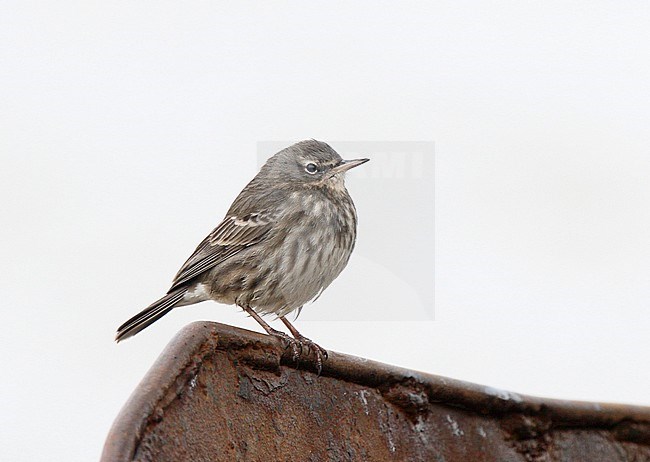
<box><xmin>116</xmin><ymin>289</ymin><xmax>186</xmax><ymax>342</ymax></box>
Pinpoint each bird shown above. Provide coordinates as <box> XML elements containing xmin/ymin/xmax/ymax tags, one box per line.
<box><xmin>116</xmin><ymin>140</ymin><xmax>368</xmax><ymax>372</ymax></box>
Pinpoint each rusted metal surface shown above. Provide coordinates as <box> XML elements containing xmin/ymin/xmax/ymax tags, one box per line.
<box><xmin>102</xmin><ymin>322</ymin><xmax>650</xmax><ymax>461</ymax></box>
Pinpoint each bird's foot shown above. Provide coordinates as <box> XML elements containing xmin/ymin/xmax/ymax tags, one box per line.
<box><xmin>268</xmin><ymin>329</ymin><xmax>328</xmax><ymax>375</ymax></box>
<box><xmin>268</xmin><ymin>328</ymin><xmax>302</xmax><ymax>363</ymax></box>
<box><xmin>293</xmin><ymin>334</ymin><xmax>328</xmax><ymax>375</ymax></box>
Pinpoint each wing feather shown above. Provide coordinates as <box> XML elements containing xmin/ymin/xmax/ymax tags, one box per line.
<box><xmin>168</xmin><ymin>212</ymin><xmax>274</xmax><ymax>291</ymax></box>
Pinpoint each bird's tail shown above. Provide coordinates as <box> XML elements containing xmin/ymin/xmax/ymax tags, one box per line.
<box><xmin>115</xmin><ymin>288</ymin><xmax>186</xmax><ymax>342</ymax></box>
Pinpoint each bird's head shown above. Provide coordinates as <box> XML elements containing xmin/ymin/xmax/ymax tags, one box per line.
<box><xmin>261</xmin><ymin>140</ymin><xmax>369</xmax><ymax>191</ymax></box>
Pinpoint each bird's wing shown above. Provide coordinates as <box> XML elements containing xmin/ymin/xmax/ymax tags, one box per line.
<box><xmin>168</xmin><ymin>211</ymin><xmax>275</xmax><ymax>291</ymax></box>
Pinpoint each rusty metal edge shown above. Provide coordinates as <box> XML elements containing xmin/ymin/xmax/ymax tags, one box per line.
<box><xmin>101</xmin><ymin>321</ymin><xmax>650</xmax><ymax>462</ymax></box>
<box><xmin>101</xmin><ymin>322</ymin><xmax>221</xmax><ymax>462</ymax></box>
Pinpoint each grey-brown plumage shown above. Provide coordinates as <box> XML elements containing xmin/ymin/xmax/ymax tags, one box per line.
<box><xmin>116</xmin><ymin>140</ymin><xmax>368</xmax><ymax>371</ymax></box>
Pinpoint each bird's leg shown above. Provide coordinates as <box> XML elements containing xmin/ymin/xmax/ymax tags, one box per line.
<box><xmin>241</xmin><ymin>305</ymin><xmax>300</xmax><ymax>362</ymax></box>
<box><xmin>280</xmin><ymin>316</ymin><xmax>328</xmax><ymax>374</ymax></box>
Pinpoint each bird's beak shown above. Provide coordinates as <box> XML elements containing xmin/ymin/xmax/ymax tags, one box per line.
<box><xmin>330</xmin><ymin>158</ymin><xmax>370</xmax><ymax>175</ymax></box>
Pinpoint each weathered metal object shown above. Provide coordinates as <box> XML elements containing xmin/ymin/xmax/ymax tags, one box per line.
<box><xmin>102</xmin><ymin>322</ymin><xmax>650</xmax><ymax>461</ymax></box>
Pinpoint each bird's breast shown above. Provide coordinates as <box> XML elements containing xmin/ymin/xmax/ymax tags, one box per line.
<box><xmin>245</xmin><ymin>190</ymin><xmax>357</xmax><ymax>316</ymax></box>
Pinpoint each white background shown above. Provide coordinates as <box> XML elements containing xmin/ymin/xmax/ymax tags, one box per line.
<box><xmin>2</xmin><ymin>2</ymin><xmax>650</xmax><ymax>461</ymax></box>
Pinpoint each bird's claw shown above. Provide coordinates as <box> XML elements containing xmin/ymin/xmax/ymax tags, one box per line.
<box><xmin>295</xmin><ymin>334</ymin><xmax>328</xmax><ymax>375</ymax></box>
<box><xmin>269</xmin><ymin>329</ymin><xmax>301</xmax><ymax>363</ymax></box>
<box><xmin>269</xmin><ymin>330</ymin><xmax>328</xmax><ymax>375</ymax></box>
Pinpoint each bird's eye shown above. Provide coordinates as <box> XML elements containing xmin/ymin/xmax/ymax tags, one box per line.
<box><xmin>305</xmin><ymin>163</ymin><xmax>318</xmax><ymax>174</ymax></box>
